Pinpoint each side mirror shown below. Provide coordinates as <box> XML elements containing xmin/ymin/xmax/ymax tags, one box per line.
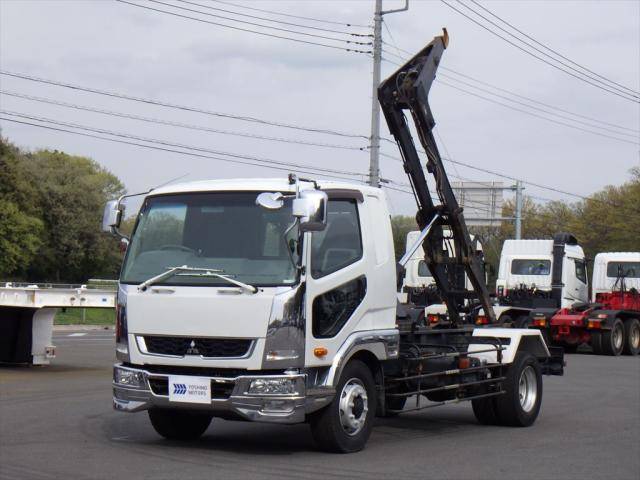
<box><xmin>293</xmin><ymin>190</ymin><xmax>328</xmax><ymax>232</ymax></box>
<box><xmin>102</xmin><ymin>200</ymin><xmax>122</xmax><ymax>233</ymax></box>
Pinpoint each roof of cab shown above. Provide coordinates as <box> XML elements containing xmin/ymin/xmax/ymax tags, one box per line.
<box><xmin>148</xmin><ymin>177</ymin><xmax>381</xmax><ymax>197</ymax></box>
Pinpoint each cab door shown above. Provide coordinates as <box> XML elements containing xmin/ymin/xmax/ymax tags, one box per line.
<box><xmin>566</xmin><ymin>257</ymin><xmax>589</xmax><ymax>304</ymax></box>
<box><xmin>304</xmin><ymin>197</ymin><xmax>368</xmax><ymax>367</ymax></box>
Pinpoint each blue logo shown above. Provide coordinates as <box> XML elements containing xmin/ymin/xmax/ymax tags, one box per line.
<box><xmin>173</xmin><ymin>383</ymin><xmax>187</xmax><ymax>395</ymax></box>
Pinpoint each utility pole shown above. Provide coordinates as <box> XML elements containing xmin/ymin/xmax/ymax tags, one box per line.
<box><xmin>368</xmin><ymin>0</ymin><xmax>409</xmax><ymax>187</ymax></box>
<box><xmin>514</xmin><ymin>180</ymin><xmax>524</xmax><ymax>239</ymax></box>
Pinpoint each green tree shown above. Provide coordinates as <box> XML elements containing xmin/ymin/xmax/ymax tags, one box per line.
<box><xmin>390</xmin><ymin>215</ymin><xmax>417</xmax><ymax>260</ymax></box>
<box><xmin>0</xmin><ymin>200</ymin><xmax>43</xmax><ymax>277</ymax></box>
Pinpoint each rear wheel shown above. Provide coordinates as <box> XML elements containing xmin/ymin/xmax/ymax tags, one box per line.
<box><xmin>493</xmin><ymin>352</ymin><xmax>542</xmax><ymax>427</ymax></box>
<box><xmin>148</xmin><ymin>409</ymin><xmax>212</xmax><ymax>440</ymax></box>
<box><xmin>601</xmin><ymin>318</ymin><xmax>625</xmax><ymax>356</ymax></box>
<box><xmin>472</xmin><ymin>396</ymin><xmax>499</xmax><ymax>425</ymax></box>
<box><xmin>499</xmin><ymin>314</ymin><xmax>513</xmax><ymax>327</ymax></box>
<box><xmin>382</xmin><ymin>395</ymin><xmax>407</xmax><ymax>417</ymax></box>
<box><xmin>514</xmin><ymin>315</ymin><xmax>530</xmax><ymax>329</ymax></box>
<box><xmin>623</xmin><ymin>318</ymin><xmax>640</xmax><ymax>356</ymax></box>
<box><xmin>310</xmin><ymin>360</ymin><xmax>377</xmax><ymax>453</ymax></box>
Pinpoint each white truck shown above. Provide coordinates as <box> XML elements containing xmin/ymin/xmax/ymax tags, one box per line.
<box><xmin>104</xmin><ymin>31</ymin><xmax>562</xmax><ymax>452</ymax></box>
<box><xmin>0</xmin><ymin>283</ymin><xmax>115</xmax><ymax>365</ymax></box>
<box><xmin>489</xmin><ymin>233</ymin><xmax>588</xmax><ymax>327</ymax></box>
<box><xmin>400</xmin><ymin>230</ymin><xmax>483</xmax><ymax>308</ymax></box>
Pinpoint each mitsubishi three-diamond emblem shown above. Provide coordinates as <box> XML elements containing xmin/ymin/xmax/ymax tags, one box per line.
<box><xmin>185</xmin><ymin>339</ymin><xmax>200</xmax><ymax>355</ymax></box>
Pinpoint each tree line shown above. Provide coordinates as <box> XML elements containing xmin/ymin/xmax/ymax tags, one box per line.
<box><xmin>1</xmin><ymin>135</ymin><xmax>637</xmax><ymax>284</ymax></box>
<box><xmin>391</xmin><ymin>167</ymin><xmax>640</xmax><ymax>285</ymax></box>
<box><xmin>0</xmin><ymin>137</ymin><xmax>124</xmax><ymax>283</ymax></box>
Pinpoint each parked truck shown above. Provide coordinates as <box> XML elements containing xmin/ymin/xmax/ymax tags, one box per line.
<box><xmin>530</xmin><ymin>252</ymin><xmax>639</xmax><ymax>356</ymax></box>
<box><xmin>104</xmin><ymin>31</ymin><xmax>562</xmax><ymax>453</ymax></box>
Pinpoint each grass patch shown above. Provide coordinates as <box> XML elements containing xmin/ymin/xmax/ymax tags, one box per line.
<box><xmin>54</xmin><ymin>308</ymin><xmax>115</xmax><ymax>325</ymax></box>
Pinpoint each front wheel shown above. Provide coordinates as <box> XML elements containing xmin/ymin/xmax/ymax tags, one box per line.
<box><xmin>494</xmin><ymin>352</ymin><xmax>543</xmax><ymax>427</ymax></box>
<box><xmin>148</xmin><ymin>409</ymin><xmax>212</xmax><ymax>440</ymax></box>
<box><xmin>310</xmin><ymin>360</ymin><xmax>377</xmax><ymax>453</ymax></box>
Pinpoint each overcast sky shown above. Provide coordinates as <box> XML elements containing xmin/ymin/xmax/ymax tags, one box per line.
<box><xmin>1</xmin><ymin>0</ymin><xmax>638</xmax><ymax>216</ymax></box>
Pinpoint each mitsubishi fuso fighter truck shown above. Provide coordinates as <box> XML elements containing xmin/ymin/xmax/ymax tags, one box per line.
<box><xmin>104</xmin><ymin>30</ymin><xmax>562</xmax><ymax>453</ymax></box>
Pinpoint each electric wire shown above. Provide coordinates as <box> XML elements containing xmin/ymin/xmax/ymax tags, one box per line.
<box><xmin>0</xmin><ymin>110</ymin><xmax>367</xmax><ymax>180</ymax></box>
<box><xmin>0</xmin><ymin>90</ymin><xmax>366</xmax><ymax>151</ymax></box>
<box><xmin>147</xmin><ymin>0</ymin><xmax>371</xmax><ymax>45</ymax></box>
<box><xmin>172</xmin><ymin>0</ymin><xmax>370</xmax><ymax>37</ymax></box>
<box><xmin>211</xmin><ymin>0</ymin><xmax>371</xmax><ymax>29</ymax></box>
<box><xmin>467</xmin><ymin>0</ymin><xmax>640</xmax><ymax>96</ymax></box>
<box><xmin>115</xmin><ymin>0</ymin><xmax>372</xmax><ymax>54</ymax></box>
<box><xmin>380</xmin><ymin>57</ymin><xmax>639</xmax><ymax>145</ymax></box>
<box><xmin>0</xmin><ymin>70</ymin><xmax>369</xmax><ymax>140</ymax></box>
<box><xmin>440</xmin><ymin>0</ymin><xmax>639</xmax><ymax>102</ymax></box>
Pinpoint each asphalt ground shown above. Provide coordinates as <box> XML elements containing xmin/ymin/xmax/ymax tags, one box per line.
<box><xmin>0</xmin><ymin>330</ymin><xmax>638</xmax><ymax>480</ymax></box>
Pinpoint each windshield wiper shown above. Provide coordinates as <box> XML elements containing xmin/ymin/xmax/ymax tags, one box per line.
<box><xmin>138</xmin><ymin>265</ymin><xmax>258</xmax><ymax>293</ymax></box>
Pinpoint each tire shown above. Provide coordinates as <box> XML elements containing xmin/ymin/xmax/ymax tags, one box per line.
<box><xmin>310</xmin><ymin>360</ymin><xmax>377</xmax><ymax>453</ymax></box>
<box><xmin>472</xmin><ymin>396</ymin><xmax>499</xmax><ymax>425</ymax></box>
<box><xmin>499</xmin><ymin>314</ymin><xmax>513</xmax><ymax>327</ymax></box>
<box><xmin>590</xmin><ymin>331</ymin><xmax>603</xmax><ymax>355</ymax></box>
<box><xmin>382</xmin><ymin>395</ymin><xmax>407</xmax><ymax>417</ymax></box>
<box><xmin>514</xmin><ymin>315</ymin><xmax>530</xmax><ymax>329</ymax></box>
<box><xmin>148</xmin><ymin>409</ymin><xmax>212</xmax><ymax>440</ymax></box>
<box><xmin>493</xmin><ymin>352</ymin><xmax>543</xmax><ymax>427</ymax></box>
<box><xmin>601</xmin><ymin>318</ymin><xmax>625</xmax><ymax>356</ymax></box>
<box><xmin>623</xmin><ymin>318</ymin><xmax>640</xmax><ymax>356</ymax></box>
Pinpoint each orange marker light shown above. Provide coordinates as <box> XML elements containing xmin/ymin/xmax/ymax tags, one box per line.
<box><xmin>314</xmin><ymin>347</ymin><xmax>328</xmax><ymax>358</ymax></box>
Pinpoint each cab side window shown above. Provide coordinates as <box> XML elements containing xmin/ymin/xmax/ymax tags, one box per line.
<box><xmin>310</xmin><ymin>199</ymin><xmax>362</xmax><ymax>278</ymax></box>
<box><xmin>575</xmin><ymin>259</ymin><xmax>587</xmax><ymax>284</ymax></box>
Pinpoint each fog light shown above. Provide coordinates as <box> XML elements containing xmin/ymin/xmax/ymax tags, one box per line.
<box><xmin>113</xmin><ymin>367</ymin><xmax>145</xmax><ymax>388</ymax></box>
<box><xmin>261</xmin><ymin>399</ymin><xmax>295</xmax><ymax>413</ymax></box>
<box><xmin>248</xmin><ymin>378</ymin><xmax>297</xmax><ymax>395</ymax></box>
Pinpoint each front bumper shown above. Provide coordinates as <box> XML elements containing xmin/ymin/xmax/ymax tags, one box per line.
<box><xmin>112</xmin><ymin>364</ymin><xmax>332</xmax><ymax>424</ymax></box>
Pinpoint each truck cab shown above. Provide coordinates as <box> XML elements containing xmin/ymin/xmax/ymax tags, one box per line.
<box><xmin>591</xmin><ymin>252</ymin><xmax>640</xmax><ymax>301</ymax></box>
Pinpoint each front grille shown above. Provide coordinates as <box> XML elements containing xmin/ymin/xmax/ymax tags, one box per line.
<box><xmin>148</xmin><ymin>377</ymin><xmax>234</xmax><ymax>399</ymax></box>
<box><xmin>143</xmin><ymin>336</ymin><xmax>253</xmax><ymax>358</ymax></box>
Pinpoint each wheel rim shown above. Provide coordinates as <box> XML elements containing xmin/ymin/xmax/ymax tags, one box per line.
<box><xmin>339</xmin><ymin>378</ymin><xmax>368</xmax><ymax>436</ymax></box>
<box><xmin>631</xmin><ymin>324</ymin><xmax>640</xmax><ymax>349</ymax></box>
<box><xmin>613</xmin><ymin>324</ymin><xmax>623</xmax><ymax>350</ymax></box>
<box><xmin>518</xmin><ymin>366</ymin><xmax>538</xmax><ymax>413</ymax></box>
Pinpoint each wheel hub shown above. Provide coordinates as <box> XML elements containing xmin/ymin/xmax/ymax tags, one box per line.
<box><xmin>631</xmin><ymin>324</ymin><xmax>640</xmax><ymax>349</ymax></box>
<box><xmin>518</xmin><ymin>365</ymin><xmax>538</xmax><ymax>413</ymax></box>
<box><xmin>339</xmin><ymin>378</ymin><xmax>368</xmax><ymax>436</ymax></box>
<box><xmin>613</xmin><ymin>324</ymin><xmax>623</xmax><ymax>350</ymax></box>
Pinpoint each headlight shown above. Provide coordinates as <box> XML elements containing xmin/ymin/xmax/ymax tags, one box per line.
<box><xmin>248</xmin><ymin>377</ymin><xmax>297</xmax><ymax>395</ymax></box>
<box><xmin>113</xmin><ymin>367</ymin><xmax>145</xmax><ymax>388</ymax></box>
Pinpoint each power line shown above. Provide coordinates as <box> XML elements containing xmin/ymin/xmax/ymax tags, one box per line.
<box><xmin>0</xmin><ymin>70</ymin><xmax>369</xmax><ymax>140</ymax></box>
<box><xmin>381</xmin><ymin>57</ymin><xmax>640</xmax><ymax>145</ymax></box>
<box><xmin>468</xmin><ymin>0</ymin><xmax>640</xmax><ymax>96</ymax></box>
<box><xmin>438</xmin><ymin>79</ymin><xmax>639</xmax><ymax>145</ymax></box>
<box><xmin>172</xmin><ymin>0</ymin><xmax>370</xmax><ymax>37</ymax></box>
<box><xmin>0</xmin><ymin>90</ymin><xmax>366</xmax><ymax>151</ymax></box>
<box><xmin>148</xmin><ymin>0</ymin><xmax>371</xmax><ymax>46</ymax></box>
<box><xmin>439</xmin><ymin>66</ymin><xmax>639</xmax><ymax>134</ymax></box>
<box><xmin>212</xmin><ymin>0</ymin><xmax>371</xmax><ymax>29</ymax></box>
<box><xmin>0</xmin><ymin>109</ymin><xmax>367</xmax><ymax>179</ymax></box>
<box><xmin>0</xmin><ymin>114</ymin><xmax>368</xmax><ymax>183</ymax></box>
<box><xmin>440</xmin><ymin>0</ymin><xmax>639</xmax><ymax>103</ymax></box>
<box><xmin>115</xmin><ymin>0</ymin><xmax>372</xmax><ymax>54</ymax></box>
<box><xmin>437</xmin><ymin>73</ymin><xmax>639</xmax><ymax>141</ymax></box>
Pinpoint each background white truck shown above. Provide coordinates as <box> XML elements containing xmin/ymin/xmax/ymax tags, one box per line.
<box><xmin>103</xmin><ymin>32</ymin><xmax>563</xmax><ymax>453</ymax></box>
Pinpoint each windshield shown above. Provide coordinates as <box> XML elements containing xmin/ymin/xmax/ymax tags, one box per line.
<box><xmin>511</xmin><ymin>259</ymin><xmax>551</xmax><ymax>275</ymax></box>
<box><xmin>607</xmin><ymin>261</ymin><xmax>640</xmax><ymax>278</ymax></box>
<box><xmin>121</xmin><ymin>192</ymin><xmax>300</xmax><ymax>287</ymax></box>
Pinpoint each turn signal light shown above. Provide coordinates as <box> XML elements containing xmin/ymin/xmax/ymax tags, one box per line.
<box><xmin>427</xmin><ymin>314</ymin><xmax>439</xmax><ymax>324</ymax></box>
<box><xmin>458</xmin><ymin>357</ymin><xmax>471</xmax><ymax>369</ymax></box>
<box><xmin>313</xmin><ymin>347</ymin><xmax>328</xmax><ymax>358</ymax></box>
<box><xmin>587</xmin><ymin>320</ymin><xmax>602</xmax><ymax>329</ymax></box>
<box><xmin>476</xmin><ymin>315</ymin><xmax>489</xmax><ymax>325</ymax></box>
<box><xmin>532</xmin><ymin>318</ymin><xmax>547</xmax><ymax>327</ymax></box>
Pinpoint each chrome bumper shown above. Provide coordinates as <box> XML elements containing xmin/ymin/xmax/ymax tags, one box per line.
<box><xmin>112</xmin><ymin>364</ymin><xmax>333</xmax><ymax>424</ymax></box>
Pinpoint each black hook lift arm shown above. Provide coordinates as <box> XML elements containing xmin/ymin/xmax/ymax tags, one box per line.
<box><xmin>378</xmin><ymin>29</ymin><xmax>496</xmax><ymax>324</ymax></box>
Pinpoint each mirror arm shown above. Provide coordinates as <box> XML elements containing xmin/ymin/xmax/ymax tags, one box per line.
<box><xmin>283</xmin><ymin>218</ymin><xmax>302</xmax><ymax>271</ymax></box>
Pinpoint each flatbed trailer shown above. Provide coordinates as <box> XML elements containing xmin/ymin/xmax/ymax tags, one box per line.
<box><xmin>0</xmin><ymin>283</ymin><xmax>116</xmax><ymax>365</ymax></box>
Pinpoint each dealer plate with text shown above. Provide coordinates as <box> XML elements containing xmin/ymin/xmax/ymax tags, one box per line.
<box><xmin>168</xmin><ymin>375</ymin><xmax>211</xmax><ymax>404</ymax></box>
